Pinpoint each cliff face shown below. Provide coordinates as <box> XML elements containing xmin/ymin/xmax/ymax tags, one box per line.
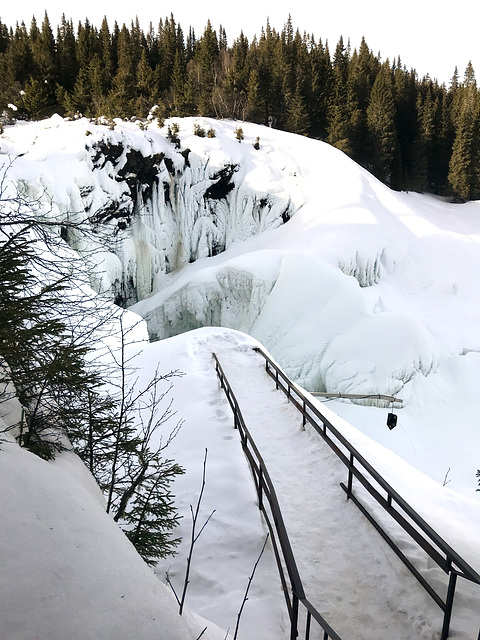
<box><xmin>86</xmin><ymin>137</ymin><xmax>294</xmax><ymax>305</ymax></box>
<box><xmin>2</xmin><ymin>116</ymin><xmax>301</xmax><ymax>306</ymax></box>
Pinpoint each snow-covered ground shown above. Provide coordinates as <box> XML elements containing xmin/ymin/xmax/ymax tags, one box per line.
<box><xmin>1</xmin><ymin>115</ymin><xmax>480</xmax><ymax>638</ymax></box>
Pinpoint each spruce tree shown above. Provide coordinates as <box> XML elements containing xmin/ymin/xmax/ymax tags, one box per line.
<box><xmin>367</xmin><ymin>61</ymin><xmax>400</xmax><ymax>183</ymax></box>
<box><xmin>56</xmin><ymin>16</ymin><xmax>78</xmax><ymax>93</ymax></box>
<box><xmin>327</xmin><ymin>37</ymin><xmax>355</xmax><ymax>154</ymax></box>
<box><xmin>194</xmin><ymin>20</ymin><xmax>219</xmax><ymax>116</ymax></box>
<box><xmin>448</xmin><ymin>62</ymin><xmax>480</xmax><ymax>200</ymax></box>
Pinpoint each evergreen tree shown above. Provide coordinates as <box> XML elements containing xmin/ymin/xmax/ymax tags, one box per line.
<box><xmin>170</xmin><ymin>48</ymin><xmax>190</xmax><ymax>116</ymax></box>
<box><xmin>76</xmin><ymin>19</ymin><xmax>96</xmax><ymax>70</ymax></box>
<box><xmin>35</xmin><ymin>12</ymin><xmax>56</xmax><ymax>80</ymax></box>
<box><xmin>284</xmin><ymin>78</ymin><xmax>310</xmax><ymax>135</ymax></box>
<box><xmin>135</xmin><ymin>49</ymin><xmax>156</xmax><ymax>117</ymax></box>
<box><xmin>0</xmin><ymin>176</ymin><xmax>184</xmax><ymax>560</ymax></box>
<box><xmin>98</xmin><ymin>17</ymin><xmax>113</xmax><ymax>93</ymax></box>
<box><xmin>21</xmin><ymin>76</ymin><xmax>52</xmax><ymax>119</ymax></box>
<box><xmin>106</xmin><ymin>24</ymin><xmax>136</xmax><ymax>117</ymax></box>
<box><xmin>448</xmin><ymin>62</ymin><xmax>480</xmax><ymax>200</ymax></box>
<box><xmin>223</xmin><ymin>31</ymin><xmax>250</xmax><ymax>119</ymax></box>
<box><xmin>194</xmin><ymin>20</ymin><xmax>219</xmax><ymax>116</ymax></box>
<box><xmin>256</xmin><ymin>20</ymin><xmax>282</xmax><ymax>125</ymax></box>
<box><xmin>347</xmin><ymin>37</ymin><xmax>379</xmax><ymax>165</ymax></box>
<box><xmin>6</xmin><ymin>22</ymin><xmax>33</xmax><ymax>86</ymax></box>
<box><xmin>367</xmin><ymin>61</ymin><xmax>400</xmax><ymax>183</ymax></box>
<box><xmin>56</xmin><ymin>15</ymin><xmax>78</xmax><ymax>92</ymax></box>
<box><xmin>309</xmin><ymin>38</ymin><xmax>333</xmax><ymax>139</ymax></box>
<box><xmin>327</xmin><ymin>37</ymin><xmax>355</xmax><ymax>154</ymax></box>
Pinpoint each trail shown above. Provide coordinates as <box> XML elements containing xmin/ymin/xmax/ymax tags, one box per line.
<box><xmin>215</xmin><ymin>345</ymin><xmax>457</xmax><ymax>640</ymax></box>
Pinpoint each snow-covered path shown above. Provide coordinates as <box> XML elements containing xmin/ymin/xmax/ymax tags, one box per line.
<box><xmin>215</xmin><ymin>346</ymin><xmax>478</xmax><ymax>640</ymax></box>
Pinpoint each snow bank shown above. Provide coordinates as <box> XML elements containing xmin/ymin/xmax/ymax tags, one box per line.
<box><xmin>0</xmin><ymin>431</ymin><xmax>225</xmax><ymax>640</ymax></box>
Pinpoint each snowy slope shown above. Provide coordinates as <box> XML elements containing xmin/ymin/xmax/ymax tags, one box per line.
<box><xmin>0</xmin><ymin>428</ymin><xmax>226</xmax><ymax>640</ymax></box>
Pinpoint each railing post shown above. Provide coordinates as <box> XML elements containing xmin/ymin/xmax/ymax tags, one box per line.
<box><xmin>441</xmin><ymin>569</ymin><xmax>458</xmax><ymax>640</ymax></box>
<box><xmin>302</xmin><ymin>400</ymin><xmax>306</xmax><ymax>427</ymax></box>
<box><xmin>305</xmin><ymin>610</ymin><xmax>312</xmax><ymax>640</ymax></box>
<box><xmin>258</xmin><ymin>467</ymin><xmax>263</xmax><ymax>511</ymax></box>
<box><xmin>290</xmin><ymin>592</ymin><xmax>299</xmax><ymax>640</ymax></box>
<box><xmin>346</xmin><ymin>453</ymin><xmax>354</xmax><ymax>499</ymax></box>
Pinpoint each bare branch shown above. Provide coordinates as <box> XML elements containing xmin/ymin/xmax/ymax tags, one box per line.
<box><xmin>233</xmin><ymin>534</ymin><xmax>270</xmax><ymax>640</ymax></box>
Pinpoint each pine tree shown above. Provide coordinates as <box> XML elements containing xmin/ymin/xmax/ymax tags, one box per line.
<box><xmin>0</xmin><ymin>178</ymin><xmax>184</xmax><ymax>560</ymax></box>
<box><xmin>106</xmin><ymin>24</ymin><xmax>136</xmax><ymax>117</ymax></box>
<box><xmin>367</xmin><ymin>61</ymin><xmax>400</xmax><ymax>183</ymax></box>
<box><xmin>135</xmin><ymin>49</ymin><xmax>156</xmax><ymax>117</ymax></box>
<box><xmin>284</xmin><ymin>79</ymin><xmax>310</xmax><ymax>135</ymax></box>
<box><xmin>327</xmin><ymin>37</ymin><xmax>355</xmax><ymax>154</ymax></box>
<box><xmin>194</xmin><ymin>20</ymin><xmax>219</xmax><ymax>116</ymax></box>
<box><xmin>122</xmin><ymin>460</ymin><xmax>184</xmax><ymax>565</ymax></box>
<box><xmin>309</xmin><ymin>38</ymin><xmax>333</xmax><ymax>139</ymax></box>
<box><xmin>224</xmin><ymin>31</ymin><xmax>250</xmax><ymax>119</ymax></box>
<box><xmin>0</xmin><ymin>195</ymin><xmax>99</xmax><ymax>458</ymax></box>
<box><xmin>448</xmin><ymin>62</ymin><xmax>480</xmax><ymax>200</ymax></box>
<box><xmin>98</xmin><ymin>17</ymin><xmax>113</xmax><ymax>94</ymax></box>
<box><xmin>21</xmin><ymin>76</ymin><xmax>52</xmax><ymax>119</ymax></box>
<box><xmin>56</xmin><ymin>15</ymin><xmax>78</xmax><ymax>92</ymax></box>
<box><xmin>6</xmin><ymin>22</ymin><xmax>33</xmax><ymax>86</ymax></box>
<box><xmin>170</xmin><ymin>49</ymin><xmax>189</xmax><ymax>116</ymax></box>
<box><xmin>347</xmin><ymin>37</ymin><xmax>379</xmax><ymax>165</ymax></box>
<box><xmin>256</xmin><ymin>20</ymin><xmax>282</xmax><ymax>125</ymax></box>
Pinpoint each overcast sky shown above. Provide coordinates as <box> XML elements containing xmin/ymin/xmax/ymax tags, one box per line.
<box><xmin>0</xmin><ymin>1</ymin><xmax>476</xmax><ymax>85</ymax></box>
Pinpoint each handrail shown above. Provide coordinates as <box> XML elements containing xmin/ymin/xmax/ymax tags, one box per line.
<box><xmin>212</xmin><ymin>352</ymin><xmax>343</xmax><ymax>640</ymax></box>
<box><xmin>252</xmin><ymin>346</ymin><xmax>480</xmax><ymax>640</ymax></box>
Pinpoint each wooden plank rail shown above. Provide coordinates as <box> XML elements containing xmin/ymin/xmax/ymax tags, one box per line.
<box><xmin>252</xmin><ymin>346</ymin><xmax>480</xmax><ymax>640</ymax></box>
<box><xmin>212</xmin><ymin>352</ymin><xmax>343</xmax><ymax>640</ymax></box>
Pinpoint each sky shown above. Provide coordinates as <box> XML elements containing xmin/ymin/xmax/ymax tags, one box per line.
<box><xmin>0</xmin><ymin>0</ymin><xmax>478</xmax><ymax>86</ymax></box>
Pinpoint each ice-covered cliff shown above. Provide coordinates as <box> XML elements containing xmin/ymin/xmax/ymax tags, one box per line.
<box><xmin>0</xmin><ymin>115</ymin><xmax>302</xmax><ymax>305</ymax></box>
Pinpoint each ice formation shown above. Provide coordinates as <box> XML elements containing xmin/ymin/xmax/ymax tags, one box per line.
<box><xmin>1</xmin><ymin>115</ymin><xmax>300</xmax><ymax>305</ymax></box>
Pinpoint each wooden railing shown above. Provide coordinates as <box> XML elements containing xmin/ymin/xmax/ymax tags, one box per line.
<box><xmin>213</xmin><ymin>352</ymin><xmax>343</xmax><ymax>640</ymax></box>
<box><xmin>252</xmin><ymin>346</ymin><xmax>480</xmax><ymax>640</ymax></box>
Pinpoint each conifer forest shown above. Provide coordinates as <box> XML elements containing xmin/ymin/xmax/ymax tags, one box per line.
<box><xmin>0</xmin><ymin>13</ymin><xmax>479</xmax><ymax>200</ymax></box>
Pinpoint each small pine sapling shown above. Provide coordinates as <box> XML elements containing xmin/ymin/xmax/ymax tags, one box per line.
<box><xmin>167</xmin><ymin>122</ymin><xmax>181</xmax><ymax>148</ymax></box>
<box><xmin>193</xmin><ymin>122</ymin><xmax>206</xmax><ymax>137</ymax></box>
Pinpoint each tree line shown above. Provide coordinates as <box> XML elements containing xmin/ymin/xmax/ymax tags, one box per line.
<box><xmin>0</xmin><ymin>12</ymin><xmax>479</xmax><ymax>200</ymax></box>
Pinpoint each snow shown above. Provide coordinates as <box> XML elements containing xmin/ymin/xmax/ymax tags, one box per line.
<box><xmin>1</xmin><ymin>115</ymin><xmax>480</xmax><ymax>639</ymax></box>
<box><xmin>126</xmin><ymin>328</ymin><xmax>480</xmax><ymax>640</ymax></box>
<box><xmin>0</xmin><ymin>430</ymin><xmax>226</xmax><ymax>640</ymax></box>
